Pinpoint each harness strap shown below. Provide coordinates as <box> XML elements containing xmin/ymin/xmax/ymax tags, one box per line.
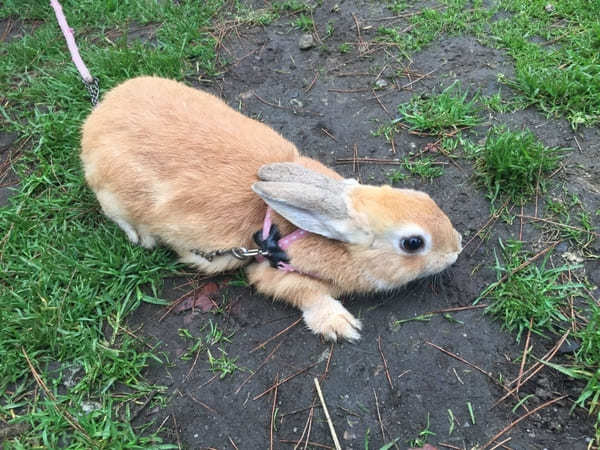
<box><xmin>258</xmin><ymin>207</ymin><xmax>309</xmax><ymax>273</ymax></box>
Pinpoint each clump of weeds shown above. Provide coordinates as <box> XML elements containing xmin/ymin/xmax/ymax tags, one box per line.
<box><xmin>396</xmin><ymin>81</ymin><xmax>483</xmax><ymax>135</ymax></box>
<box><xmin>468</xmin><ymin>125</ymin><xmax>565</xmax><ymax>203</ymax></box>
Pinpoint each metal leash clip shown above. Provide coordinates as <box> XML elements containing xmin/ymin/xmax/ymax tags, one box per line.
<box><xmin>230</xmin><ymin>247</ymin><xmax>270</xmax><ymax>260</ymax></box>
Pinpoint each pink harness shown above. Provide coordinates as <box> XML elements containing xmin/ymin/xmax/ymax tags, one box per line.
<box><xmin>257</xmin><ymin>208</ymin><xmax>309</xmax><ymax>272</ymax></box>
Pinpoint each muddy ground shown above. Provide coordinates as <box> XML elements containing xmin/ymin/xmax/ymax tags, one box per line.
<box><xmin>3</xmin><ymin>1</ymin><xmax>598</xmax><ymax>449</ymax></box>
<box><xmin>125</xmin><ymin>2</ymin><xmax>600</xmax><ymax>449</ymax></box>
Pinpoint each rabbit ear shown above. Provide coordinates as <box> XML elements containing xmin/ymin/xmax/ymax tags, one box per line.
<box><xmin>252</xmin><ymin>180</ymin><xmax>371</xmax><ymax>244</ymax></box>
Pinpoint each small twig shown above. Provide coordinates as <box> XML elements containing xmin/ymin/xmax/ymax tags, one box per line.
<box><xmin>482</xmin><ymin>395</ymin><xmax>568</xmax><ymax>449</ymax></box>
<box><xmin>280</xmin><ymin>404</ymin><xmax>321</xmax><ymax>419</ymax></box>
<box><xmin>372</xmin><ymin>89</ymin><xmax>391</xmax><ymax>115</ymax></box>
<box><xmin>250</xmin><ymin>318</ymin><xmax>302</xmax><ymax>353</ymax></box>
<box><xmin>377</xmin><ymin>337</ymin><xmax>394</xmax><ymax>390</ymax></box>
<box><xmin>314</xmin><ymin>378</ymin><xmax>341</xmax><ymax>450</ymax></box>
<box><xmin>519</xmin><ymin>203</ymin><xmax>524</xmax><ymax>241</ymax></box>
<box><xmin>321</xmin><ymin>128</ymin><xmax>337</xmax><ymax>142</ymax></box>
<box><xmin>353</xmin><ymin>144</ymin><xmax>359</xmax><ymax>174</ymax></box>
<box><xmin>281</xmin><ymin>439</ymin><xmax>333</xmax><ymax>449</ymax></box>
<box><xmin>426</xmin><ymin>342</ymin><xmax>493</xmax><ymax>380</ymax></box>
<box><xmin>172</xmin><ymin>414</ymin><xmax>182</xmax><ymax>450</ymax></box>
<box><xmin>235</xmin><ymin>341</ymin><xmax>283</xmax><ymax>394</ymax></box>
<box><xmin>119</xmin><ymin>325</ymin><xmax>154</xmax><ymax>350</ymax></box>
<box><xmin>517</xmin><ymin>215</ymin><xmax>600</xmax><ymax>238</ymax></box>
<box><xmin>516</xmin><ymin>318</ymin><xmax>534</xmax><ymax>395</ymax></box>
<box><xmin>270</xmin><ymin>374</ymin><xmax>279</xmax><ymax>450</ymax></box>
<box><xmin>336</xmin><ymin>157</ymin><xmax>402</xmax><ymax>165</ymax></box>
<box><xmin>400</xmin><ymin>67</ymin><xmax>438</xmax><ymax>89</ymax></box>
<box><xmin>488</xmin><ymin>437</ymin><xmax>513</xmax><ymax>450</ymax></box>
<box><xmin>130</xmin><ymin>390</ymin><xmax>158</xmax><ymax>423</ymax></box>
<box><xmin>574</xmin><ymin>135</ymin><xmax>583</xmax><ymax>153</ymax></box>
<box><xmin>463</xmin><ymin>199</ymin><xmax>510</xmax><ymax>250</ymax></box>
<box><xmin>159</xmin><ymin>288</ymin><xmax>195</xmax><ymax>322</ymax></box>
<box><xmin>305</xmin><ymin>71</ymin><xmax>319</xmax><ymax>93</ymax></box>
<box><xmin>494</xmin><ymin>330</ymin><xmax>570</xmax><ymax>407</ymax></box>
<box><xmin>478</xmin><ymin>243</ymin><xmax>558</xmax><ymax>300</ymax></box>
<box><xmin>186</xmin><ymin>392</ymin><xmax>219</xmax><ymax>415</ymax></box>
<box><xmin>228</xmin><ymin>436</ymin><xmax>239</xmax><ymax>450</ymax></box>
<box><xmin>438</xmin><ymin>443</ymin><xmax>463</xmax><ymax>450</ymax></box>
<box><xmin>295</xmin><ymin>401</ymin><xmax>316</xmax><ymax>450</ymax></box>
<box><xmin>254</xmin><ymin>362</ymin><xmax>319</xmax><ymax>400</ymax></box>
<box><xmin>320</xmin><ymin>342</ymin><xmax>335</xmax><ymax>382</ymax></box>
<box><xmin>426</xmin><ymin>304</ymin><xmax>488</xmax><ymax>315</ymax></box>
<box><xmin>184</xmin><ymin>343</ymin><xmax>203</xmax><ymax>382</ymax></box>
<box><xmin>373</xmin><ymin>388</ymin><xmax>387</xmax><ymax>443</ymax></box>
<box><xmin>328</xmin><ymin>87</ymin><xmax>371</xmax><ymax>93</ymax></box>
<box><xmin>22</xmin><ymin>348</ymin><xmax>93</xmax><ymax>445</ymax></box>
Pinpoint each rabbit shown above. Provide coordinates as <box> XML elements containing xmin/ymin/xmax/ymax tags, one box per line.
<box><xmin>81</xmin><ymin>76</ymin><xmax>462</xmax><ymax>341</ymax></box>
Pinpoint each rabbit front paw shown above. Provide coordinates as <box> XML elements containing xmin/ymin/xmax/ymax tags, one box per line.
<box><xmin>303</xmin><ymin>297</ymin><xmax>362</xmax><ymax>342</ymax></box>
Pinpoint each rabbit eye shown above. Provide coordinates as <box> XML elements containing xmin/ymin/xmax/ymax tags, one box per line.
<box><xmin>401</xmin><ymin>236</ymin><xmax>424</xmax><ymax>252</ymax></box>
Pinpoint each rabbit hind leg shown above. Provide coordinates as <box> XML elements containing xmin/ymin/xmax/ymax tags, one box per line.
<box><xmin>96</xmin><ymin>189</ymin><xmax>143</xmax><ymax>245</ymax></box>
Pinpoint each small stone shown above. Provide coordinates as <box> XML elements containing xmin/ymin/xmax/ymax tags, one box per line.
<box><xmin>374</xmin><ymin>78</ymin><xmax>388</xmax><ymax>89</ymax></box>
<box><xmin>549</xmin><ymin>419</ymin><xmax>563</xmax><ymax>432</ymax></box>
<box><xmin>290</xmin><ymin>98</ymin><xmax>303</xmax><ymax>108</ymax></box>
<box><xmin>298</xmin><ymin>34</ymin><xmax>315</xmax><ymax>50</ymax></box>
<box><xmin>562</xmin><ymin>251</ymin><xmax>584</xmax><ymax>264</ymax></box>
<box><xmin>238</xmin><ymin>90</ymin><xmax>254</xmax><ymax>100</ymax></box>
<box><xmin>409</xmin><ymin>142</ymin><xmax>417</xmax><ymax>149</ymax></box>
<box><xmin>535</xmin><ymin>387</ymin><xmax>553</xmax><ymax>401</ymax></box>
<box><xmin>80</xmin><ymin>401</ymin><xmax>102</xmax><ymax>413</ymax></box>
<box><xmin>343</xmin><ymin>430</ymin><xmax>357</xmax><ymax>440</ymax></box>
<box><xmin>545</xmin><ymin>3</ymin><xmax>555</xmax><ymax>12</ymax></box>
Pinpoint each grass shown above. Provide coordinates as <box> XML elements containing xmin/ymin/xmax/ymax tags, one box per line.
<box><xmin>479</xmin><ymin>240</ymin><xmax>582</xmax><ymax>340</ymax></box>
<box><xmin>469</xmin><ymin>126</ymin><xmax>565</xmax><ymax>202</ymax></box>
<box><xmin>396</xmin><ymin>81</ymin><xmax>483</xmax><ymax>135</ymax></box>
<box><xmin>386</xmin><ymin>156</ymin><xmax>445</xmax><ymax>184</ymax></box>
<box><xmin>292</xmin><ymin>13</ymin><xmax>314</xmax><ymax>32</ymax></box>
<box><xmin>377</xmin><ymin>0</ymin><xmax>600</xmax><ymax>127</ymax></box>
<box><xmin>407</xmin><ymin>413</ymin><xmax>435</xmax><ymax>447</ymax></box>
<box><xmin>0</xmin><ymin>0</ymin><xmax>225</xmax><ymax>446</ymax></box>
<box><xmin>479</xmin><ymin>239</ymin><xmax>600</xmax><ymax>434</ymax></box>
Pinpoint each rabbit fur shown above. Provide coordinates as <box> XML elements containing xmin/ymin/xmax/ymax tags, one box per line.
<box><xmin>81</xmin><ymin>76</ymin><xmax>462</xmax><ymax>341</ymax></box>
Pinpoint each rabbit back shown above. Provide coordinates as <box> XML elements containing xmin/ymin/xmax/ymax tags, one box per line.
<box><xmin>81</xmin><ymin>76</ymin><xmax>300</xmax><ymax>257</ymax></box>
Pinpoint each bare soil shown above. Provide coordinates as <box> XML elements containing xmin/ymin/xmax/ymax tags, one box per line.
<box><xmin>127</xmin><ymin>1</ymin><xmax>599</xmax><ymax>449</ymax></box>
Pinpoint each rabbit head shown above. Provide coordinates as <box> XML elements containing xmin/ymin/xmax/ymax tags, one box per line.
<box><xmin>252</xmin><ymin>163</ymin><xmax>462</xmax><ymax>293</ymax></box>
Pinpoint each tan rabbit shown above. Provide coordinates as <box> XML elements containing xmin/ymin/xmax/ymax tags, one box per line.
<box><xmin>81</xmin><ymin>76</ymin><xmax>462</xmax><ymax>341</ymax></box>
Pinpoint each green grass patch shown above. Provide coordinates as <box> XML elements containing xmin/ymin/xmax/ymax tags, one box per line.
<box><xmin>375</xmin><ymin>0</ymin><xmax>600</xmax><ymax>127</ymax></box>
<box><xmin>387</xmin><ymin>156</ymin><xmax>445</xmax><ymax>183</ymax></box>
<box><xmin>292</xmin><ymin>13</ymin><xmax>314</xmax><ymax>32</ymax></box>
<box><xmin>544</xmin><ymin>190</ymin><xmax>598</xmax><ymax>254</ymax></box>
<box><xmin>468</xmin><ymin>126</ymin><xmax>565</xmax><ymax>202</ymax></box>
<box><xmin>396</xmin><ymin>81</ymin><xmax>483</xmax><ymax>135</ymax></box>
<box><xmin>479</xmin><ymin>240</ymin><xmax>600</xmax><ymax>435</ymax></box>
<box><xmin>488</xmin><ymin>0</ymin><xmax>600</xmax><ymax>127</ymax></box>
<box><xmin>479</xmin><ymin>240</ymin><xmax>581</xmax><ymax>340</ymax></box>
<box><xmin>0</xmin><ymin>0</ymin><xmax>225</xmax><ymax>446</ymax></box>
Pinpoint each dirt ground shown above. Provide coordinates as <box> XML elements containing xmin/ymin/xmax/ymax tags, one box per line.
<box><xmin>123</xmin><ymin>1</ymin><xmax>600</xmax><ymax>449</ymax></box>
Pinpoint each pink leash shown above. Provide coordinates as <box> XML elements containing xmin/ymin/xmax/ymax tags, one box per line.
<box><xmin>50</xmin><ymin>0</ymin><xmax>99</xmax><ymax>105</ymax></box>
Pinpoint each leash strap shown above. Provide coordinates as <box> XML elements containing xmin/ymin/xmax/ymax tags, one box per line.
<box><xmin>50</xmin><ymin>0</ymin><xmax>99</xmax><ymax>106</ymax></box>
